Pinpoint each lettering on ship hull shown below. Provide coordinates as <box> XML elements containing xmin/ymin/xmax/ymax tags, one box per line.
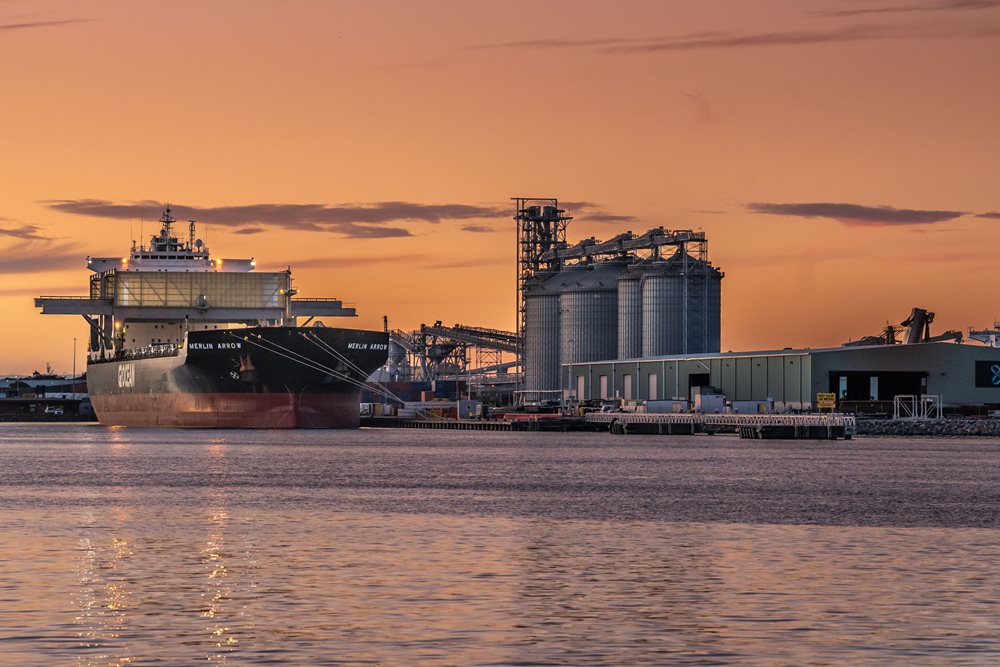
<box><xmin>189</xmin><ymin>342</ymin><xmax>242</xmax><ymax>350</ymax></box>
<box><xmin>117</xmin><ymin>363</ymin><xmax>136</xmax><ymax>389</ymax></box>
<box><xmin>347</xmin><ymin>342</ymin><xmax>388</xmax><ymax>351</ymax></box>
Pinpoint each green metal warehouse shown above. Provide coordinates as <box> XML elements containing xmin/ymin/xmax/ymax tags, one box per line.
<box><xmin>563</xmin><ymin>342</ymin><xmax>1000</xmax><ymax>410</ymax></box>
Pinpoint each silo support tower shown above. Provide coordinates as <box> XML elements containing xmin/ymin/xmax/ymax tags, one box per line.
<box><xmin>513</xmin><ymin>198</ymin><xmax>571</xmax><ymax>388</ymax></box>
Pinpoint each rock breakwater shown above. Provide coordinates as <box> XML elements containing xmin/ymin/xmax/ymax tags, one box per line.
<box><xmin>858</xmin><ymin>419</ymin><xmax>1000</xmax><ymax>437</ymax></box>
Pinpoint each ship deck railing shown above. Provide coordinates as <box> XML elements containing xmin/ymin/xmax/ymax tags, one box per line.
<box><xmin>37</xmin><ymin>295</ymin><xmax>104</xmax><ymax>300</ymax></box>
<box><xmin>293</xmin><ymin>297</ymin><xmax>356</xmax><ymax>308</ymax></box>
<box><xmin>90</xmin><ymin>344</ymin><xmax>181</xmax><ymax>363</ymax></box>
<box><xmin>585</xmin><ymin>412</ymin><xmax>856</xmax><ymax>428</ymax></box>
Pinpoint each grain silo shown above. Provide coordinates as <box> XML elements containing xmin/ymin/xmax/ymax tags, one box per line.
<box><xmin>559</xmin><ymin>262</ymin><xmax>623</xmax><ymax>366</ymax></box>
<box><xmin>617</xmin><ymin>267</ymin><xmax>642</xmax><ymax>359</ymax></box>
<box><xmin>385</xmin><ymin>339</ymin><xmax>407</xmax><ymax>379</ymax></box>
<box><xmin>640</xmin><ymin>249</ymin><xmax>722</xmax><ymax>356</ymax></box>
<box><xmin>523</xmin><ymin>270</ymin><xmax>568</xmax><ymax>399</ymax></box>
<box><xmin>687</xmin><ymin>258</ymin><xmax>722</xmax><ymax>354</ymax></box>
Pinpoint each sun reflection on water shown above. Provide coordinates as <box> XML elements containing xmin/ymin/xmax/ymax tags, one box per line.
<box><xmin>73</xmin><ymin>513</ymin><xmax>136</xmax><ymax>666</ymax></box>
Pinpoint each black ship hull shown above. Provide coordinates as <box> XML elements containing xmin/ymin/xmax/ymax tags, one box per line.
<box><xmin>87</xmin><ymin>327</ymin><xmax>389</xmax><ymax>428</ymax></box>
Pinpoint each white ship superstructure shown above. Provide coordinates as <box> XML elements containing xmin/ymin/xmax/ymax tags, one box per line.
<box><xmin>37</xmin><ymin>206</ymin><xmax>355</xmax><ymax>357</ymax></box>
<box><xmin>86</xmin><ymin>206</ymin><xmax>254</xmax><ymax>274</ymax></box>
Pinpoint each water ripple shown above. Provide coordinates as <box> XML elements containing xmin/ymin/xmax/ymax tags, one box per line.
<box><xmin>0</xmin><ymin>425</ymin><xmax>997</xmax><ymax>664</ymax></box>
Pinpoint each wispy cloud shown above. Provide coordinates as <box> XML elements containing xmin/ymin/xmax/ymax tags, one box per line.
<box><xmin>608</xmin><ymin>25</ymin><xmax>888</xmax><ymax>54</ymax></box>
<box><xmin>263</xmin><ymin>252</ymin><xmax>506</xmax><ymax>272</ymax></box>
<box><xmin>0</xmin><ymin>221</ymin><xmax>49</xmax><ymax>241</ymax></box>
<box><xmin>0</xmin><ymin>18</ymin><xmax>90</xmax><ymax>32</ymax></box>
<box><xmin>747</xmin><ymin>202</ymin><xmax>967</xmax><ymax>226</ymax></box>
<box><xmin>678</xmin><ymin>90</ymin><xmax>714</xmax><ymax>125</ymax></box>
<box><xmin>582</xmin><ymin>212</ymin><xmax>639</xmax><ymax>223</ymax></box>
<box><xmin>562</xmin><ymin>201</ymin><xmax>638</xmax><ymax>224</ymax></box>
<box><xmin>42</xmin><ymin>199</ymin><xmax>509</xmax><ymax>239</ymax></box>
<box><xmin>975</xmin><ymin>211</ymin><xmax>1000</xmax><ymax>219</ymax></box>
<box><xmin>821</xmin><ymin>0</ymin><xmax>1000</xmax><ymax>18</ymax></box>
<box><xmin>428</xmin><ymin>257</ymin><xmax>508</xmax><ymax>270</ymax></box>
<box><xmin>258</xmin><ymin>253</ymin><xmax>430</xmax><ymax>271</ymax></box>
<box><xmin>0</xmin><ymin>284</ymin><xmax>80</xmax><ymax>297</ymax></box>
<box><xmin>473</xmin><ymin>22</ymin><xmax>999</xmax><ymax>54</ymax></box>
<box><xmin>232</xmin><ymin>227</ymin><xmax>266</xmax><ymax>235</ymax></box>
<box><xmin>0</xmin><ymin>242</ymin><xmax>82</xmax><ymax>274</ymax></box>
<box><xmin>460</xmin><ymin>224</ymin><xmax>496</xmax><ymax>233</ymax></box>
<box><xmin>471</xmin><ymin>36</ymin><xmax>638</xmax><ymax>50</ymax></box>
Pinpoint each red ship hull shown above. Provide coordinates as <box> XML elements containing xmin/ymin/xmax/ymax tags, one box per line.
<box><xmin>91</xmin><ymin>391</ymin><xmax>362</xmax><ymax>428</ymax></box>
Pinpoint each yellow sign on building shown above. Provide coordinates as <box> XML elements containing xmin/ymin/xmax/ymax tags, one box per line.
<box><xmin>816</xmin><ymin>392</ymin><xmax>837</xmax><ymax>409</ymax></box>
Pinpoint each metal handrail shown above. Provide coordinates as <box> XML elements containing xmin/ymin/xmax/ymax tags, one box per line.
<box><xmin>36</xmin><ymin>295</ymin><xmax>100</xmax><ymax>299</ymax></box>
<box><xmin>293</xmin><ymin>297</ymin><xmax>355</xmax><ymax>307</ymax></box>
<box><xmin>90</xmin><ymin>343</ymin><xmax>182</xmax><ymax>364</ymax></box>
<box><xmin>586</xmin><ymin>412</ymin><xmax>857</xmax><ymax>428</ymax></box>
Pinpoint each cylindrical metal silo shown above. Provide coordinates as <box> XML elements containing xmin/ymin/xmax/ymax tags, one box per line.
<box><xmin>641</xmin><ymin>250</ymin><xmax>723</xmax><ymax>356</ymax></box>
<box><xmin>387</xmin><ymin>339</ymin><xmax>405</xmax><ymax>365</ymax></box>
<box><xmin>385</xmin><ymin>339</ymin><xmax>406</xmax><ymax>379</ymax></box>
<box><xmin>617</xmin><ymin>267</ymin><xmax>642</xmax><ymax>359</ymax></box>
<box><xmin>523</xmin><ymin>270</ymin><xmax>571</xmax><ymax>397</ymax></box>
<box><xmin>686</xmin><ymin>260</ymin><xmax>723</xmax><ymax>353</ymax></box>
<box><xmin>640</xmin><ymin>258</ymin><xmax>684</xmax><ymax>357</ymax></box>
<box><xmin>560</xmin><ymin>263</ymin><xmax>622</xmax><ymax>366</ymax></box>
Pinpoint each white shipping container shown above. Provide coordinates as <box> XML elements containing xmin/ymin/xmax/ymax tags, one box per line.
<box><xmin>645</xmin><ymin>400</ymin><xmax>689</xmax><ymax>414</ymax></box>
<box><xmin>731</xmin><ymin>399</ymin><xmax>774</xmax><ymax>414</ymax></box>
<box><xmin>694</xmin><ymin>393</ymin><xmax>726</xmax><ymax>414</ymax></box>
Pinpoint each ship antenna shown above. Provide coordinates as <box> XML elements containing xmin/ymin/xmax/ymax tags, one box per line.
<box><xmin>139</xmin><ymin>199</ymin><xmax>144</xmax><ymax>250</ymax></box>
<box><xmin>188</xmin><ymin>220</ymin><xmax>196</xmax><ymax>249</ymax></box>
<box><xmin>158</xmin><ymin>205</ymin><xmax>175</xmax><ymax>249</ymax></box>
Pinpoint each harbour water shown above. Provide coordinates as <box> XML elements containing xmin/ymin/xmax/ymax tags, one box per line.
<box><xmin>1</xmin><ymin>425</ymin><xmax>998</xmax><ymax>665</ymax></box>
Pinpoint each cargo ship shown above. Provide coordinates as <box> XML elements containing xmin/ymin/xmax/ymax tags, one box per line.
<box><xmin>36</xmin><ymin>207</ymin><xmax>388</xmax><ymax>428</ymax></box>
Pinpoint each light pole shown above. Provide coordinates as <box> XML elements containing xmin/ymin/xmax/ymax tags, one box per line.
<box><xmin>72</xmin><ymin>337</ymin><xmax>76</xmax><ymax>380</ymax></box>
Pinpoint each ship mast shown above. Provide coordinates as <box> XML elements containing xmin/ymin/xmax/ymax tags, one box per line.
<box><xmin>161</xmin><ymin>205</ymin><xmax>175</xmax><ymax>236</ymax></box>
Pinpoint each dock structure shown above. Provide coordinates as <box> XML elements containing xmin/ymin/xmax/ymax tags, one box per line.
<box><xmin>361</xmin><ymin>416</ymin><xmax>607</xmax><ymax>432</ymax></box>
<box><xmin>363</xmin><ymin>417</ymin><xmax>513</xmax><ymax>431</ymax></box>
<box><xmin>586</xmin><ymin>412</ymin><xmax>856</xmax><ymax>439</ymax></box>
<box><xmin>361</xmin><ymin>412</ymin><xmax>856</xmax><ymax>438</ymax></box>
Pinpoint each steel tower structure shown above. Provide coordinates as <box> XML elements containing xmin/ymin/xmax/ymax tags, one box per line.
<box><xmin>513</xmin><ymin>197</ymin><xmax>570</xmax><ymax>386</ymax></box>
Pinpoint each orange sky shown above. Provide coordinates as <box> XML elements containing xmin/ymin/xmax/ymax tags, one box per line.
<box><xmin>1</xmin><ymin>0</ymin><xmax>998</xmax><ymax>374</ymax></box>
